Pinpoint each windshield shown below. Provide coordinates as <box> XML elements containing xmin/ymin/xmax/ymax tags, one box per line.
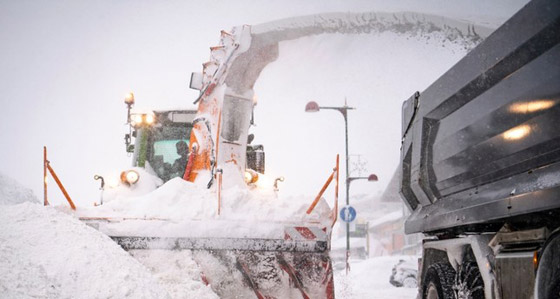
<box><xmin>153</xmin><ymin>140</ymin><xmax>188</xmax><ymax>164</ymax></box>
<box><xmin>145</xmin><ymin>125</ymin><xmax>191</xmax><ymax>182</ymax></box>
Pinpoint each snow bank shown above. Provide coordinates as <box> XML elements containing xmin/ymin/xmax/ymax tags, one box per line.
<box><xmin>334</xmin><ymin>255</ymin><xmax>418</xmax><ymax>299</ymax></box>
<box><xmin>100</xmin><ymin>167</ymin><xmax>164</xmax><ymax>203</ymax></box>
<box><xmin>0</xmin><ymin>173</ymin><xmax>39</xmax><ymax>205</ymax></box>
<box><xmin>0</xmin><ymin>202</ymin><xmax>216</xmax><ymax>298</ymax></box>
<box><xmin>77</xmin><ymin>163</ymin><xmax>332</xmax><ymax>239</ymax></box>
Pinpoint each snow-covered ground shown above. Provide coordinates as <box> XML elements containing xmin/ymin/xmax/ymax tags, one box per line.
<box><xmin>335</xmin><ymin>256</ymin><xmax>417</xmax><ymax>299</ymax></box>
<box><xmin>1</xmin><ymin>172</ymin><xmax>417</xmax><ymax>298</ymax></box>
<box><xmin>0</xmin><ymin>173</ymin><xmax>218</xmax><ymax>299</ymax></box>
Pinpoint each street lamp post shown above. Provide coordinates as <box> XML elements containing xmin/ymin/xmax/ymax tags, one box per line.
<box><xmin>305</xmin><ymin>100</ymin><xmax>355</xmax><ymax>271</ymax></box>
<box><xmin>347</xmin><ymin>174</ymin><xmax>378</xmax><ymax>261</ymax></box>
<box><xmin>347</xmin><ymin>174</ymin><xmax>378</xmax><ymax>186</ymax></box>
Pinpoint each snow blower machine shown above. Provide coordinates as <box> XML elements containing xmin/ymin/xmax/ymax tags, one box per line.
<box><xmin>79</xmin><ymin>24</ymin><xmax>339</xmax><ymax>299</ymax></box>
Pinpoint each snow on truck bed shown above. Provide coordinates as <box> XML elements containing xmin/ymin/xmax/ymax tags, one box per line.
<box><xmin>0</xmin><ymin>173</ymin><xmax>218</xmax><ymax>299</ymax></box>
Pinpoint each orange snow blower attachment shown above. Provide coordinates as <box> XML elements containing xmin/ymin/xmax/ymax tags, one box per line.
<box><xmin>80</xmin><ymin>22</ymin><xmax>346</xmax><ymax>299</ymax></box>
<box><xmin>81</xmin><ymin>155</ymin><xmax>340</xmax><ymax>299</ymax></box>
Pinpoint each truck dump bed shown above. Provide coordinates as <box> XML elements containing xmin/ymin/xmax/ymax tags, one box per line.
<box><xmin>400</xmin><ymin>0</ymin><xmax>560</xmax><ymax>234</ymax></box>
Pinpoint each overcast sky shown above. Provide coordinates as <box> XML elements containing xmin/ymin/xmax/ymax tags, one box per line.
<box><xmin>0</xmin><ymin>0</ymin><xmax>528</xmax><ymax>205</ymax></box>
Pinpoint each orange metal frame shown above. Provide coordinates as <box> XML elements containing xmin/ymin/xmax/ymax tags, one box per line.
<box><xmin>306</xmin><ymin>154</ymin><xmax>339</xmax><ymax>227</ymax></box>
<box><xmin>43</xmin><ymin>146</ymin><xmax>76</xmax><ymax>210</ymax></box>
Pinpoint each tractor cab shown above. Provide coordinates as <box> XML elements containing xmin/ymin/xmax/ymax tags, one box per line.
<box><xmin>127</xmin><ymin>109</ymin><xmax>196</xmax><ymax>183</ymax></box>
<box><xmin>124</xmin><ymin>93</ymin><xmax>197</xmax><ymax>183</ymax></box>
<box><xmin>122</xmin><ymin>93</ymin><xmax>264</xmax><ymax>185</ymax></box>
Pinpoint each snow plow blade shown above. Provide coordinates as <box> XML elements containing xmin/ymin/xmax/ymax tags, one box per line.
<box><xmin>190</xmin><ymin>249</ymin><xmax>334</xmax><ymax>299</ymax></box>
<box><xmin>82</xmin><ymin>218</ymin><xmax>335</xmax><ymax>298</ymax></box>
<box><xmin>118</xmin><ymin>237</ymin><xmax>334</xmax><ymax>298</ymax></box>
<box><xmin>112</xmin><ymin>236</ymin><xmax>328</xmax><ymax>252</ymax></box>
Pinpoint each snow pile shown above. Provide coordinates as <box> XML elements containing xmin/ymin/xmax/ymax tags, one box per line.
<box><xmin>78</xmin><ymin>162</ymin><xmax>332</xmax><ymax>235</ymax></box>
<box><xmin>82</xmin><ymin>178</ymin><xmax>328</xmax><ymax>222</ymax></box>
<box><xmin>100</xmin><ymin>167</ymin><xmax>164</xmax><ymax>203</ymax></box>
<box><xmin>0</xmin><ymin>201</ymin><xmax>217</xmax><ymax>298</ymax></box>
<box><xmin>0</xmin><ymin>173</ymin><xmax>39</xmax><ymax>205</ymax></box>
<box><xmin>77</xmin><ymin>168</ymin><xmax>332</xmax><ymax>240</ymax></box>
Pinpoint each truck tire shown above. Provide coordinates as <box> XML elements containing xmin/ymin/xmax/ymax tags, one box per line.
<box><xmin>422</xmin><ymin>263</ymin><xmax>456</xmax><ymax>299</ymax></box>
<box><xmin>455</xmin><ymin>261</ymin><xmax>484</xmax><ymax>299</ymax></box>
<box><xmin>535</xmin><ymin>233</ymin><xmax>560</xmax><ymax>299</ymax></box>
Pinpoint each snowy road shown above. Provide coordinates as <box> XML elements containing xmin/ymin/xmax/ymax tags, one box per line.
<box><xmin>334</xmin><ymin>257</ymin><xmax>417</xmax><ymax>299</ymax></box>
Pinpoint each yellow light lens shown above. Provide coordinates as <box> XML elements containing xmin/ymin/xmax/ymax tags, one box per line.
<box><xmin>533</xmin><ymin>251</ymin><xmax>539</xmax><ymax>269</ymax></box>
<box><xmin>131</xmin><ymin>114</ymin><xmax>143</xmax><ymax>126</ymax></box>
<box><xmin>145</xmin><ymin>114</ymin><xmax>155</xmax><ymax>125</ymax></box>
<box><xmin>125</xmin><ymin>170</ymin><xmax>140</xmax><ymax>184</ymax></box>
<box><xmin>244</xmin><ymin>171</ymin><xmax>253</xmax><ymax>183</ymax></box>
<box><xmin>244</xmin><ymin>170</ymin><xmax>259</xmax><ymax>184</ymax></box>
<box><xmin>124</xmin><ymin>92</ymin><xmax>135</xmax><ymax>105</ymax></box>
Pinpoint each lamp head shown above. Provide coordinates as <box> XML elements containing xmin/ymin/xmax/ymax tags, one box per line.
<box><xmin>124</xmin><ymin>92</ymin><xmax>135</xmax><ymax>106</ymax></box>
<box><xmin>305</xmin><ymin>101</ymin><xmax>320</xmax><ymax>112</ymax></box>
<box><xmin>367</xmin><ymin>174</ymin><xmax>379</xmax><ymax>182</ymax></box>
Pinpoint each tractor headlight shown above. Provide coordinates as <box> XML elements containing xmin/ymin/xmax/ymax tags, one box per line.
<box><xmin>145</xmin><ymin>113</ymin><xmax>155</xmax><ymax>125</ymax></box>
<box><xmin>130</xmin><ymin>112</ymin><xmax>156</xmax><ymax>127</ymax></box>
<box><xmin>244</xmin><ymin>169</ymin><xmax>259</xmax><ymax>184</ymax></box>
<box><xmin>131</xmin><ymin>114</ymin><xmax>143</xmax><ymax>126</ymax></box>
<box><xmin>120</xmin><ymin>170</ymin><xmax>140</xmax><ymax>185</ymax></box>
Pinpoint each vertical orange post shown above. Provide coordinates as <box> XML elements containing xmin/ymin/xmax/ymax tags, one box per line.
<box><xmin>217</xmin><ymin>170</ymin><xmax>223</xmax><ymax>215</ymax></box>
<box><xmin>214</xmin><ymin>111</ymin><xmax>222</xmax><ymax>167</ymax></box>
<box><xmin>332</xmin><ymin>154</ymin><xmax>339</xmax><ymax>226</ymax></box>
<box><xmin>43</xmin><ymin>146</ymin><xmax>49</xmax><ymax>206</ymax></box>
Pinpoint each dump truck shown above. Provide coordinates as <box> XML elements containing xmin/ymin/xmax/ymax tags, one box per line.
<box><xmin>399</xmin><ymin>0</ymin><xmax>560</xmax><ymax>298</ymax></box>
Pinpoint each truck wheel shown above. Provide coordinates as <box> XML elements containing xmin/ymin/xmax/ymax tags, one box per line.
<box><xmin>422</xmin><ymin>263</ymin><xmax>456</xmax><ymax>299</ymax></box>
<box><xmin>535</xmin><ymin>233</ymin><xmax>560</xmax><ymax>299</ymax></box>
<box><xmin>454</xmin><ymin>261</ymin><xmax>484</xmax><ymax>299</ymax></box>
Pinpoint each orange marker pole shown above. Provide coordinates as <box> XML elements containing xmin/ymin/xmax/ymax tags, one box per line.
<box><xmin>43</xmin><ymin>146</ymin><xmax>49</xmax><ymax>206</ymax></box>
<box><xmin>217</xmin><ymin>170</ymin><xmax>223</xmax><ymax>215</ymax></box>
<box><xmin>307</xmin><ymin>171</ymin><xmax>335</xmax><ymax>215</ymax></box>
<box><xmin>46</xmin><ymin>163</ymin><xmax>76</xmax><ymax>210</ymax></box>
<box><xmin>332</xmin><ymin>154</ymin><xmax>339</xmax><ymax>226</ymax></box>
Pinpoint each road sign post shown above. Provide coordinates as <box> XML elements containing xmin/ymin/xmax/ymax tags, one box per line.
<box><xmin>340</xmin><ymin>205</ymin><xmax>357</xmax><ymax>274</ymax></box>
<box><xmin>340</xmin><ymin>205</ymin><xmax>356</xmax><ymax>223</ymax></box>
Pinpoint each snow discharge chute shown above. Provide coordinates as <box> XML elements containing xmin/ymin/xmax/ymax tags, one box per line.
<box><xmin>185</xmin><ymin>10</ymin><xmax>491</xmax><ymax>187</ymax></box>
<box><xmin>79</xmin><ymin>11</ymin><xmax>491</xmax><ymax>299</ymax></box>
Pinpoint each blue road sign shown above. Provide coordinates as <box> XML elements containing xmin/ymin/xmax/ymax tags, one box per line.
<box><xmin>340</xmin><ymin>205</ymin><xmax>357</xmax><ymax>223</ymax></box>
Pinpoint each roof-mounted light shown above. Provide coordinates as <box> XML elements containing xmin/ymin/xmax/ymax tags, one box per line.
<box><xmin>124</xmin><ymin>92</ymin><xmax>135</xmax><ymax>106</ymax></box>
<box><xmin>130</xmin><ymin>112</ymin><xmax>156</xmax><ymax>128</ymax></box>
